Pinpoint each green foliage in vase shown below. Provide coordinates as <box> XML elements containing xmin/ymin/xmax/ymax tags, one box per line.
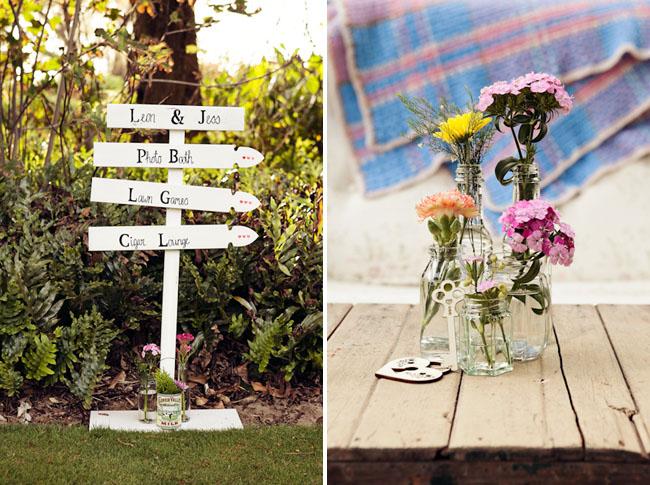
<box><xmin>155</xmin><ymin>369</ymin><xmax>181</xmax><ymax>395</ymax></box>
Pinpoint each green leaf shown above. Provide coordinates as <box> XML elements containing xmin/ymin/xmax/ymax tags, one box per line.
<box><xmin>494</xmin><ymin>156</ymin><xmax>519</xmax><ymax>186</ymax></box>
<box><xmin>531</xmin><ymin>123</ymin><xmax>548</xmax><ymax>143</ymax></box>
<box><xmin>517</xmin><ymin>124</ymin><xmax>531</xmax><ymax>145</ymax></box>
<box><xmin>22</xmin><ymin>333</ymin><xmax>57</xmax><ymax>381</ymax></box>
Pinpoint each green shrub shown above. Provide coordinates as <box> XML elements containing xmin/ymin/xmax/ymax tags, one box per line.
<box><xmin>0</xmin><ymin>55</ymin><xmax>323</xmax><ymax>403</ymax></box>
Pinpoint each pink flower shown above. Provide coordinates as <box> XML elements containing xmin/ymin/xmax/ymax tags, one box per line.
<box><xmin>507</xmin><ymin>232</ymin><xmax>528</xmax><ymax>253</ymax></box>
<box><xmin>416</xmin><ymin>189</ymin><xmax>479</xmax><ymax>220</ymax></box>
<box><xmin>464</xmin><ymin>255</ymin><xmax>484</xmax><ymax>264</ymax></box>
<box><xmin>142</xmin><ymin>343</ymin><xmax>161</xmax><ymax>358</ymax></box>
<box><xmin>526</xmin><ymin>230</ymin><xmax>545</xmax><ymax>252</ymax></box>
<box><xmin>500</xmin><ymin>198</ymin><xmax>575</xmax><ymax>266</ymax></box>
<box><xmin>477</xmin><ymin>280</ymin><xmax>497</xmax><ymax>293</ymax></box>
<box><xmin>176</xmin><ymin>333</ymin><xmax>195</xmax><ymax>343</ymax></box>
<box><xmin>559</xmin><ymin>222</ymin><xmax>575</xmax><ymax>238</ymax></box>
<box><xmin>477</xmin><ymin>72</ymin><xmax>572</xmax><ymax>113</ymax></box>
<box><xmin>174</xmin><ymin>380</ymin><xmax>189</xmax><ymax>391</ymax></box>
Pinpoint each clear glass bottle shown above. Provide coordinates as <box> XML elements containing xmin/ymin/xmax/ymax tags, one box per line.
<box><xmin>458</xmin><ymin>297</ymin><xmax>513</xmax><ymax>376</ymax></box>
<box><xmin>420</xmin><ymin>245</ymin><xmax>462</xmax><ymax>360</ymax></box>
<box><xmin>455</xmin><ymin>164</ymin><xmax>493</xmax><ymax>261</ymax></box>
<box><xmin>138</xmin><ymin>376</ymin><xmax>157</xmax><ymax>423</ymax></box>
<box><xmin>177</xmin><ymin>363</ymin><xmax>191</xmax><ymax>422</ymax></box>
<box><xmin>492</xmin><ymin>255</ymin><xmax>552</xmax><ymax>361</ymax></box>
<box><xmin>513</xmin><ymin>163</ymin><xmax>541</xmax><ymax>201</ymax></box>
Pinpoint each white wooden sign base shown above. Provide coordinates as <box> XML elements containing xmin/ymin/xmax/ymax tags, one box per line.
<box><xmin>89</xmin><ymin>409</ymin><xmax>243</xmax><ymax>432</ymax></box>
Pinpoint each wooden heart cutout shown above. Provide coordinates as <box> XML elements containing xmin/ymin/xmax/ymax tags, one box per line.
<box><xmin>375</xmin><ymin>357</ymin><xmax>445</xmax><ymax>383</ymax></box>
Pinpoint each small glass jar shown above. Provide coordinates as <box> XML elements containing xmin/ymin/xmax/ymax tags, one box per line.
<box><xmin>455</xmin><ymin>164</ymin><xmax>493</xmax><ymax>261</ymax></box>
<box><xmin>492</xmin><ymin>255</ymin><xmax>552</xmax><ymax>361</ymax></box>
<box><xmin>138</xmin><ymin>376</ymin><xmax>157</xmax><ymax>423</ymax></box>
<box><xmin>420</xmin><ymin>245</ymin><xmax>462</xmax><ymax>359</ymax></box>
<box><xmin>177</xmin><ymin>364</ymin><xmax>191</xmax><ymax>422</ymax></box>
<box><xmin>458</xmin><ymin>297</ymin><xmax>513</xmax><ymax>376</ymax></box>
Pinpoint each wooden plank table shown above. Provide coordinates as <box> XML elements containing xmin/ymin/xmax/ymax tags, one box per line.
<box><xmin>327</xmin><ymin>304</ymin><xmax>650</xmax><ymax>483</ymax></box>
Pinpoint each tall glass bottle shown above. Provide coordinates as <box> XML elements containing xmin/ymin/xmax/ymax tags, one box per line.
<box><xmin>455</xmin><ymin>164</ymin><xmax>493</xmax><ymax>262</ymax></box>
<box><xmin>513</xmin><ymin>163</ymin><xmax>541</xmax><ymax>201</ymax></box>
<box><xmin>505</xmin><ymin>163</ymin><xmax>552</xmax><ymax>360</ymax></box>
<box><xmin>420</xmin><ymin>245</ymin><xmax>461</xmax><ymax>359</ymax></box>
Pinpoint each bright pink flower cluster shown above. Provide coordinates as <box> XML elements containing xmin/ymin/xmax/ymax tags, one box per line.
<box><xmin>176</xmin><ymin>333</ymin><xmax>194</xmax><ymax>343</ymax></box>
<box><xmin>142</xmin><ymin>343</ymin><xmax>161</xmax><ymax>358</ymax></box>
<box><xmin>477</xmin><ymin>72</ymin><xmax>573</xmax><ymax>113</ymax></box>
<box><xmin>500</xmin><ymin>199</ymin><xmax>575</xmax><ymax>266</ymax></box>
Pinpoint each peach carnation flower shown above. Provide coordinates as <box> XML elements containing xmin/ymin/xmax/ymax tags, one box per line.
<box><xmin>416</xmin><ymin>190</ymin><xmax>478</xmax><ymax>221</ymax></box>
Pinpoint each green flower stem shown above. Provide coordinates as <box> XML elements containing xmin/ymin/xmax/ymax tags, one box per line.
<box><xmin>497</xmin><ymin>320</ymin><xmax>511</xmax><ymax>363</ymax></box>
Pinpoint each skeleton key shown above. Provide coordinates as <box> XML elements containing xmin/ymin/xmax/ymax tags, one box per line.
<box><xmin>431</xmin><ymin>279</ymin><xmax>465</xmax><ymax>371</ymax></box>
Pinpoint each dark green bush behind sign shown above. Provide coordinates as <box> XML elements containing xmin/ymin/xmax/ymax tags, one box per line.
<box><xmin>0</xmin><ymin>54</ymin><xmax>323</xmax><ymax>405</ymax></box>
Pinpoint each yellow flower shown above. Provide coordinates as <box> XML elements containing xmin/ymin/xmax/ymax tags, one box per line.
<box><xmin>433</xmin><ymin>112</ymin><xmax>490</xmax><ymax>144</ymax></box>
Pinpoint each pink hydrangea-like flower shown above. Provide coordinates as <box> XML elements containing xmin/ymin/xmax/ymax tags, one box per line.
<box><xmin>142</xmin><ymin>343</ymin><xmax>161</xmax><ymax>359</ymax></box>
<box><xmin>416</xmin><ymin>189</ymin><xmax>479</xmax><ymax>220</ymax></box>
<box><xmin>500</xmin><ymin>199</ymin><xmax>575</xmax><ymax>266</ymax></box>
<box><xmin>477</xmin><ymin>72</ymin><xmax>573</xmax><ymax>113</ymax></box>
<box><xmin>176</xmin><ymin>333</ymin><xmax>195</xmax><ymax>343</ymax></box>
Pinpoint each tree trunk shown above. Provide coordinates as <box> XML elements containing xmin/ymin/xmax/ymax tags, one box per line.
<box><xmin>132</xmin><ymin>0</ymin><xmax>201</xmax><ymax>107</ymax></box>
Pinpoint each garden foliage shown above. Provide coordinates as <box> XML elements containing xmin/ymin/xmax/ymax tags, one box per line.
<box><xmin>0</xmin><ymin>3</ymin><xmax>323</xmax><ymax>404</ymax></box>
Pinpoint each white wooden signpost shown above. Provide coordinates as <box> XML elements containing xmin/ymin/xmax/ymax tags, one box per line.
<box><xmin>88</xmin><ymin>104</ymin><xmax>263</xmax><ymax>431</ymax></box>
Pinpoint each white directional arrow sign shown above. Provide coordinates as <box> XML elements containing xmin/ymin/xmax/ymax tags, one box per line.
<box><xmin>90</xmin><ymin>178</ymin><xmax>260</xmax><ymax>213</ymax></box>
<box><xmin>107</xmin><ymin>104</ymin><xmax>244</xmax><ymax>131</ymax></box>
<box><xmin>93</xmin><ymin>143</ymin><xmax>263</xmax><ymax>169</ymax></box>
<box><xmin>88</xmin><ymin>225</ymin><xmax>258</xmax><ymax>251</ymax></box>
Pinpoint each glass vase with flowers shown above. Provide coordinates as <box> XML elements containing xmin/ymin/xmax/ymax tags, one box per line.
<box><xmin>400</xmin><ymin>95</ymin><xmax>496</xmax><ymax>261</ymax></box>
<box><xmin>416</xmin><ymin>189</ymin><xmax>478</xmax><ymax>359</ymax></box>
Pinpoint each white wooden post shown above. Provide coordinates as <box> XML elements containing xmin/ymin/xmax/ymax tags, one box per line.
<box><xmin>160</xmin><ymin>129</ymin><xmax>184</xmax><ymax>376</ymax></box>
<box><xmin>88</xmin><ymin>104</ymin><xmax>263</xmax><ymax>431</ymax></box>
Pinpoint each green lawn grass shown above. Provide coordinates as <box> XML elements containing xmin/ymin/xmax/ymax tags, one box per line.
<box><xmin>0</xmin><ymin>424</ymin><xmax>322</xmax><ymax>484</ymax></box>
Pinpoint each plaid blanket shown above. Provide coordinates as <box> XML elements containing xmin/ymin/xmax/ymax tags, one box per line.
<box><xmin>330</xmin><ymin>0</ymin><xmax>650</xmax><ymax>228</ymax></box>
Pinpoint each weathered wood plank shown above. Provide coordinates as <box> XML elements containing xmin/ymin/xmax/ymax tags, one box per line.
<box><xmin>597</xmin><ymin>304</ymin><xmax>650</xmax><ymax>456</ymax></box>
<box><xmin>346</xmin><ymin>305</ymin><xmax>461</xmax><ymax>461</ymax></box>
<box><xmin>327</xmin><ymin>303</ymin><xmax>352</xmax><ymax>339</ymax></box>
<box><xmin>553</xmin><ymin>305</ymin><xmax>644</xmax><ymax>460</ymax></box>
<box><xmin>448</xmin><ymin>310</ymin><xmax>582</xmax><ymax>461</ymax></box>
<box><xmin>328</xmin><ymin>304</ymin><xmax>411</xmax><ymax>451</ymax></box>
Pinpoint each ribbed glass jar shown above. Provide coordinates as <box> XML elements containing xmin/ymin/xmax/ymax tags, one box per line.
<box><xmin>420</xmin><ymin>245</ymin><xmax>461</xmax><ymax>360</ymax></box>
<box><xmin>458</xmin><ymin>297</ymin><xmax>513</xmax><ymax>376</ymax></box>
<box><xmin>492</xmin><ymin>255</ymin><xmax>552</xmax><ymax>361</ymax></box>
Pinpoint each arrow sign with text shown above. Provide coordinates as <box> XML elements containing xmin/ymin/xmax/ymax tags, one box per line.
<box><xmin>90</xmin><ymin>178</ymin><xmax>260</xmax><ymax>213</ymax></box>
<box><xmin>107</xmin><ymin>104</ymin><xmax>245</xmax><ymax>131</ymax></box>
<box><xmin>93</xmin><ymin>143</ymin><xmax>263</xmax><ymax>169</ymax></box>
<box><xmin>87</xmin><ymin>104</ymin><xmax>263</xmax><ymax>386</ymax></box>
<box><xmin>88</xmin><ymin>225</ymin><xmax>258</xmax><ymax>251</ymax></box>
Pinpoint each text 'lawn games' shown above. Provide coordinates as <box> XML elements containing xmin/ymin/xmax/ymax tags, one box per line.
<box><xmin>89</xmin><ymin>104</ymin><xmax>263</xmax><ymax>377</ymax></box>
